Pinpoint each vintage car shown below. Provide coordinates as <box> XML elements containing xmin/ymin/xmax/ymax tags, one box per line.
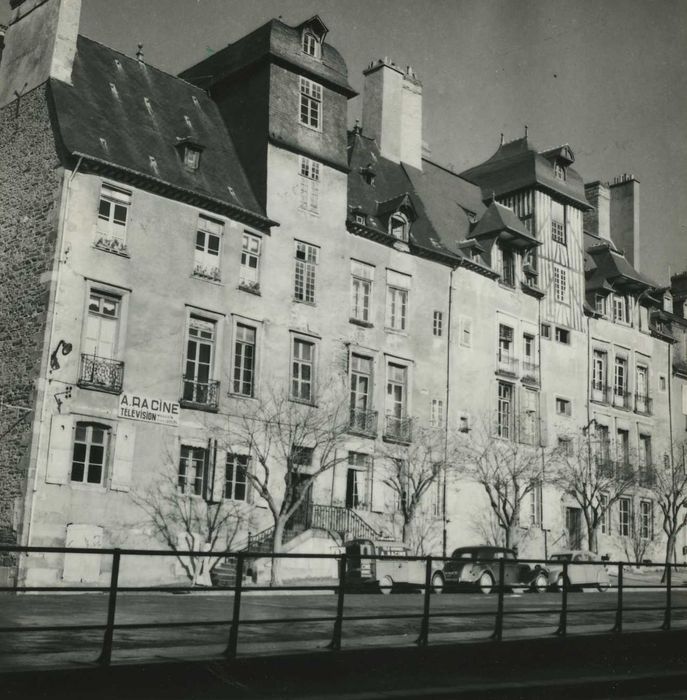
<box><xmin>547</xmin><ymin>551</ymin><xmax>610</xmax><ymax>591</ymax></box>
<box><xmin>443</xmin><ymin>546</ymin><xmax>549</xmax><ymax>594</ymax></box>
<box><xmin>344</xmin><ymin>539</ymin><xmax>445</xmax><ymax>594</ymax></box>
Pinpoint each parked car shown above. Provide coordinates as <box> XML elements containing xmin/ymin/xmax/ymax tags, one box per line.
<box><xmin>443</xmin><ymin>546</ymin><xmax>549</xmax><ymax>594</ymax></box>
<box><xmin>547</xmin><ymin>551</ymin><xmax>610</xmax><ymax>591</ymax></box>
<box><xmin>344</xmin><ymin>538</ymin><xmax>445</xmax><ymax>594</ymax></box>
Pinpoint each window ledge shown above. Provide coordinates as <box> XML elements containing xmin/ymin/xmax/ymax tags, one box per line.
<box><xmin>191</xmin><ymin>273</ymin><xmax>223</xmax><ymax>286</ymax></box>
<box><xmin>238</xmin><ymin>283</ymin><xmax>261</xmax><ymax>296</ymax></box>
<box><xmin>289</xmin><ymin>397</ymin><xmax>318</xmax><ymax>408</ymax></box>
<box><xmin>179</xmin><ymin>400</ymin><xmax>219</xmax><ymax>413</ymax></box>
<box><xmin>293</xmin><ymin>299</ymin><xmax>317</xmax><ymax>307</ymax></box>
<box><xmin>93</xmin><ymin>242</ymin><xmax>130</xmax><ymax>258</ymax></box>
<box><xmin>69</xmin><ymin>482</ymin><xmax>108</xmax><ymax>494</ymax></box>
<box><xmin>298</xmin><ymin>206</ymin><xmax>320</xmax><ymax>217</ymax></box>
<box><xmin>228</xmin><ymin>392</ymin><xmax>257</xmax><ymax>401</ymax></box>
<box><xmin>384</xmin><ymin>327</ymin><xmax>408</xmax><ymax>336</ymax></box>
<box><xmin>350</xmin><ymin>318</ymin><xmax>373</xmax><ymax>328</ymax></box>
<box><xmin>77</xmin><ymin>381</ymin><xmax>123</xmax><ymax>396</ymax></box>
<box><xmin>299</xmin><ymin>122</ymin><xmax>322</xmax><ymax>134</ymax></box>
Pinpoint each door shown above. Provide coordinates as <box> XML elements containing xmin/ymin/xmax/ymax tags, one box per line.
<box><xmin>184</xmin><ymin>318</ymin><xmax>214</xmax><ymax>403</ymax></box>
<box><xmin>85</xmin><ymin>292</ymin><xmax>119</xmax><ymax>359</ymax></box>
<box><xmin>288</xmin><ymin>473</ymin><xmax>312</xmax><ymax>531</ymax></box>
<box><xmin>566</xmin><ymin>508</ymin><xmax>583</xmax><ymax>549</ymax></box>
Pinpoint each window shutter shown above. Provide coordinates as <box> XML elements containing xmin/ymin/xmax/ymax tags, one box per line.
<box><xmin>212</xmin><ymin>448</ymin><xmax>226</xmax><ymax>503</ymax></box>
<box><xmin>370</xmin><ymin>460</ymin><xmax>386</xmax><ymax>513</ymax></box>
<box><xmin>682</xmin><ymin>385</ymin><xmax>687</xmax><ymax>415</ymax></box>
<box><xmin>46</xmin><ymin>414</ymin><xmax>74</xmax><ymax>484</ymax></box>
<box><xmin>538</xmin><ymin>392</ymin><xmax>549</xmax><ymax>447</ymax></box>
<box><xmin>111</xmin><ymin>424</ymin><xmax>136</xmax><ymax>492</ymax></box>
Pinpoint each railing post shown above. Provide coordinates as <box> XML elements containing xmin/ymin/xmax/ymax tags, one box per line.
<box><xmin>555</xmin><ymin>561</ymin><xmax>568</xmax><ymax>636</ymax></box>
<box><xmin>97</xmin><ymin>548</ymin><xmax>121</xmax><ymax>665</ymax></box>
<box><xmin>612</xmin><ymin>562</ymin><xmax>623</xmax><ymax>633</ymax></box>
<box><xmin>416</xmin><ymin>556</ymin><xmax>432</xmax><ymax>647</ymax></box>
<box><xmin>491</xmin><ymin>558</ymin><xmax>505</xmax><ymax>641</ymax></box>
<box><xmin>329</xmin><ymin>554</ymin><xmax>346</xmax><ymax>651</ymax></box>
<box><xmin>661</xmin><ymin>563</ymin><xmax>672</xmax><ymax>631</ymax></box>
<box><xmin>224</xmin><ymin>552</ymin><xmax>244</xmax><ymax>658</ymax></box>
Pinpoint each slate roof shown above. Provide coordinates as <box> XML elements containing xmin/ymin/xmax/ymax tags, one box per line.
<box><xmin>179</xmin><ymin>17</ymin><xmax>356</xmax><ymax>97</ymax></box>
<box><xmin>470</xmin><ymin>201</ymin><xmax>536</xmax><ymax>241</ymax></box>
<box><xmin>50</xmin><ymin>35</ymin><xmax>272</xmax><ymax>229</ymax></box>
<box><xmin>460</xmin><ymin>137</ymin><xmax>590</xmax><ymax>209</ymax></box>
<box><xmin>584</xmin><ymin>233</ymin><xmax>657</xmax><ymax>292</ymax></box>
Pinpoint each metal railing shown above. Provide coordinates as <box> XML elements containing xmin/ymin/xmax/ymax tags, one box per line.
<box><xmin>348</xmin><ymin>408</ymin><xmax>378</xmax><ymax>437</ymax></box>
<box><xmin>309</xmin><ymin>504</ymin><xmax>381</xmax><ymax>541</ymax></box>
<box><xmin>613</xmin><ymin>388</ymin><xmax>632</xmax><ymax>410</ymax></box>
<box><xmin>496</xmin><ymin>353</ymin><xmax>518</xmax><ymax>377</ymax></box>
<box><xmin>78</xmin><ymin>354</ymin><xmax>124</xmax><ymax>394</ymax></box>
<box><xmin>634</xmin><ymin>393</ymin><xmax>653</xmax><ymax>415</ymax></box>
<box><xmin>0</xmin><ymin>545</ymin><xmax>685</xmax><ymax>668</ymax></box>
<box><xmin>638</xmin><ymin>467</ymin><xmax>657</xmax><ymax>487</ymax></box>
<box><xmin>181</xmin><ymin>377</ymin><xmax>220</xmax><ymax>410</ymax></box>
<box><xmin>590</xmin><ymin>383</ymin><xmax>611</xmax><ymax>405</ymax></box>
<box><xmin>383</xmin><ymin>414</ymin><xmax>413</xmax><ymax>443</ymax></box>
<box><xmin>521</xmin><ymin>360</ymin><xmax>539</xmax><ymax>382</ymax></box>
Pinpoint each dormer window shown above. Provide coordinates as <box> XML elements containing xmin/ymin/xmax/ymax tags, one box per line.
<box><xmin>553</xmin><ymin>161</ymin><xmax>566</xmax><ymax>180</ymax></box>
<box><xmin>302</xmin><ymin>31</ymin><xmax>321</xmax><ymax>58</ymax></box>
<box><xmin>184</xmin><ymin>147</ymin><xmax>201</xmax><ymax>171</ymax></box>
<box><xmin>595</xmin><ymin>294</ymin><xmax>607</xmax><ymax>316</ymax></box>
<box><xmin>389</xmin><ymin>213</ymin><xmax>409</xmax><ymax>241</ymax></box>
<box><xmin>354</xmin><ymin>213</ymin><xmax>367</xmax><ymax>225</ymax></box>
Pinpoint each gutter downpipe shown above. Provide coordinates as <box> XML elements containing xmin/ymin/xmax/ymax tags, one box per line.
<box><xmin>442</xmin><ymin>265</ymin><xmax>455</xmax><ymax>558</ymax></box>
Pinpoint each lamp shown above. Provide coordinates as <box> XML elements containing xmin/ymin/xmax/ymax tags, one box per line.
<box><xmin>49</xmin><ymin>339</ymin><xmax>73</xmax><ymax>371</ymax></box>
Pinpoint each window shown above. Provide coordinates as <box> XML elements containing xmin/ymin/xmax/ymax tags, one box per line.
<box><xmin>388</xmin><ymin>213</ymin><xmax>409</xmax><ymax>241</ymax></box>
<box><xmin>232</xmin><ymin>324</ymin><xmax>256</xmax><ymax>397</ymax></box>
<box><xmin>225</xmin><ymin>453</ymin><xmax>248</xmax><ymax>501</ymax></box>
<box><xmin>178</xmin><ymin>445</ymin><xmax>207</xmax><ymax>496</ymax></box>
<box><xmin>302</xmin><ymin>31</ymin><xmax>320</xmax><ymax>58</ymax></box>
<box><xmin>294</xmin><ymin>241</ymin><xmax>318</xmax><ymax>303</ymax></box>
<box><xmin>96</xmin><ymin>184</ymin><xmax>131</xmax><ymax>249</ymax></box>
<box><xmin>521</xmin><ymin>388</ymin><xmax>538</xmax><ymax>445</ymax></box>
<box><xmin>639</xmin><ymin>434</ymin><xmax>652</xmax><ymax>468</ymax></box>
<box><xmin>592</xmin><ymin>350</ymin><xmax>607</xmax><ymax>392</ymax></box>
<box><xmin>291</xmin><ymin>337</ymin><xmax>315</xmax><ymax>403</ymax></box>
<box><xmin>498</xmin><ymin>324</ymin><xmax>513</xmax><ymax>362</ymax></box>
<box><xmin>619</xmin><ymin>497</ymin><xmax>632</xmax><ymax>537</ymax></box>
<box><xmin>640</xmin><ymin>500</ymin><xmax>653</xmax><ymax>539</ymax></box>
<box><xmin>299</xmin><ymin>156</ymin><xmax>320</xmax><ymax>213</ymax></box>
<box><xmin>595</xmin><ymin>294</ymin><xmax>607</xmax><ymax>316</ymax></box>
<box><xmin>350</xmin><ymin>354</ymin><xmax>373</xmax><ymax>432</ymax></box>
<box><xmin>501</xmin><ymin>248</ymin><xmax>515</xmax><ymax>287</ymax></box>
<box><xmin>529</xmin><ymin>482</ymin><xmax>542</xmax><ymax>526</ymax></box>
<box><xmin>299</xmin><ymin>77</ymin><xmax>322</xmax><ymax>129</ymax></box>
<box><xmin>639</xmin><ymin>305</ymin><xmax>649</xmax><ymax>331</ymax></box>
<box><xmin>183</xmin><ymin>146</ymin><xmax>201</xmax><ymax>170</ymax></box>
<box><xmin>523</xmin><ymin>334</ymin><xmax>534</xmax><ymax>362</ymax></box>
<box><xmin>551</xmin><ymin>200</ymin><xmax>566</xmax><ymax>244</ymax></box>
<box><xmin>553</xmin><ymin>264</ymin><xmax>567</xmax><ymax>303</ymax></box>
<box><xmin>354</xmin><ymin>213</ymin><xmax>367</xmax><ymax>225</ymax></box>
<box><xmin>614</xmin><ymin>356</ymin><xmax>628</xmax><ymax>399</ymax></box>
<box><xmin>183</xmin><ymin>317</ymin><xmax>216</xmax><ymax>406</ymax></box>
<box><xmin>71</xmin><ymin>422</ymin><xmax>110</xmax><ymax>485</ymax></box>
<box><xmin>386</xmin><ymin>363</ymin><xmax>408</xmax><ymax>438</ymax></box>
<box><xmin>613</xmin><ymin>295</ymin><xmax>627</xmax><ymax>324</ymax></box>
<box><xmin>659</xmin><ymin>375</ymin><xmax>667</xmax><ymax>392</ymax></box>
<box><xmin>85</xmin><ymin>291</ymin><xmax>120</xmax><ymax>360</ymax></box>
<box><xmin>497</xmin><ymin>381</ymin><xmax>513</xmax><ymax>439</ymax></box>
<box><xmin>555</xmin><ymin>327</ymin><xmax>570</xmax><ymax>344</ymax></box>
<box><xmin>346</xmin><ymin>452</ymin><xmax>370</xmax><ymax>509</ymax></box>
<box><xmin>557</xmin><ymin>436</ymin><xmax>573</xmax><ymax>456</ymax></box>
<box><xmin>431</xmin><ymin>399</ymin><xmax>444</xmax><ymax>428</ymax></box>
<box><xmin>541</xmin><ymin>323</ymin><xmax>551</xmax><ymax>340</ymax></box>
<box><xmin>387</xmin><ymin>287</ymin><xmax>408</xmax><ymax>331</ymax></box>
<box><xmin>600</xmin><ymin>493</ymin><xmax>609</xmax><ymax>534</ymax></box>
<box><xmin>617</xmin><ymin>428</ymin><xmax>630</xmax><ymax>466</ymax></box>
<box><xmin>553</xmin><ymin>162</ymin><xmax>566</xmax><ymax>181</ymax></box>
<box><xmin>636</xmin><ymin>365</ymin><xmax>648</xmax><ymax>404</ymax></box>
<box><xmin>194</xmin><ymin>216</ymin><xmax>223</xmax><ymax>281</ymax></box>
<box><xmin>351</xmin><ymin>261</ymin><xmax>373</xmax><ymax>323</ymax></box>
<box><xmin>240</xmin><ymin>233</ymin><xmax>261</xmax><ymax>289</ymax></box>
<box><xmin>460</xmin><ymin>317</ymin><xmax>473</xmax><ymax>347</ymax></box>
<box><xmin>555</xmin><ymin>397</ymin><xmax>571</xmax><ymax>416</ymax></box>
<box><xmin>433</xmin><ymin>311</ymin><xmax>443</xmax><ymax>337</ymax></box>
<box><xmin>291</xmin><ymin>445</ymin><xmax>314</xmax><ymax>468</ymax></box>
<box><xmin>596</xmin><ymin>424</ymin><xmax>611</xmax><ymax>465</ymax></box>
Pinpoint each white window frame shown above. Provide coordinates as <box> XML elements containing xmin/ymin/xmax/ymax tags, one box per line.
<box><xmin>294</xmin><ymin>241</ymin><xmax>319</xmax><ymax>304</ymax></box>
<box><xmin>70</xmin><ymin>421</ymin><xmax>111</xmax><ymax>486</ymax></box>
<box><xmin>240</xmin><ymin>232</ymin><xmax>261</xmax><ymax>290</ymax></box>
<box><xmin>430</xmin><ymin>398</ymin><xmax>444</xmax><ymax>428</ymax></box>
<box><xmin>555</xmin><ymin>326</ymin><xmax>570</xmax><ymax>344</ymax></box>
<box><xmin>600</xmin><ymin>493</ymin><xmax>609</xmax><ymax>534</ymax></box>
<box><xmin>496</xmin><ymin>381</ymin><xmax>514</xmax><ymax>439</ymax></box>
<box><xmin>225</xmin><ymin>453</ymin><xmax>249</xmax><ymax>501</ymax></box>
<box><xmin>291</xmin><ymin>335</ymin><xmax>316</xmax><ymax>404</ymax></box>
<box><xmin>460</xmin><ymin>316</ymin><xmax>473</xmax><ymax>347</ymax></box>
<box><xmin>639</xmin><ymin>499</ymin><xmax>653</xmax><ymax>540</ymax></box>
<box><xmin>433</xmin><ymin>311</ymin><xmax>443</xmax><ymax>337</ymax></box>
<box><xmin>346</xmin><ymin>452</ymin><xmax>371</xmax><ymax>509</ymax></box>
<box><xmin>96</xmin><ymin>183</ymin><xmax>131</xmax><ymax>251</ymax></box>
<box><xmin>178</xmin><ymin>444</ymin><xmax>208</xmax><ymax>497</ymax></box>
<box><xmin>619</xmin><ymin>497</ymin><xmax>632</xmax><ymax>537</ymax></box>
<box><xmin>388</xmin><ymin>213</ymin><xmax>409</xmax><ymax>241</ymax></box>
<box><xmin>555</xmin><ymin>397</ymin><xmax>572</xmax><ymax>416</ymax></box>
<box><xmin>350</xmin><ymin>261</ymin><xmax>374</xmax><ymax>323</ymax></box>
<box><xmin>551</xmin><ymin>200</ymin><xmax>566</xmax><ymax>244</ymax></box>
<box><xmin>553</xmin><ymin>264</ymin><xmax>567</xmax><ymax>303</ymax></box>
<box><xmin>299</xmin><ymin>77</ymin><xmax>322</xmax><ymax>130</ymax></box>
<box><xmin>232</xmin><ymin>322</ymin><xmax>257</xmax><ymax>398</ymax></box>
<box><xmin>302</xmin><ymin>31</ymin><xmax>321</xmax><ymax>58</ymax></box>
<box><xmin>613</xmin><ymin>295</ymin><xmax>628</xmax><ymax>324</ymax></box>
<box><xmin>193</xmin><ymin>215</ymin><xmax>223</xmax><ymax>281</ymax></box>
<box><xmin>299</xmin><ymin>156</ymin><xmax>321</xmax><ymax>214</ymax></box>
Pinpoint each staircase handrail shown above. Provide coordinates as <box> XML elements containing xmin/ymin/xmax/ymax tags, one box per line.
<box><xmin>309</xmin><ymin>504</ymin><xmax>381</xmax><ymax>541</ymax></box>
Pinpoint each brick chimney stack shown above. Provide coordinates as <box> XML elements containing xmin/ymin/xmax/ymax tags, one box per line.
<box><xmin>609</xmin><ymin>173</ymin><xmax>640</xmax><ymax>269</ymax></box>
<box><xmin>361</xmin><ymin>58</ymin><xmax>423</xmax><ymax>170</ymax></box>
<box><xmin>584</xmin><ymin>181</ymin><xmax>611</xmax><ymax>241</ymax></box>
<box><xmin>0</xmin><ymin>0</ymin><xmax>81</xmax><ymax>109</ymax></box>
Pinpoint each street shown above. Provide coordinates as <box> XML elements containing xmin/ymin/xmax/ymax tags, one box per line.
<box><xmin>0</xmin><ymin>588</ymin><xmax>684</xmax><ymax>670</ymax></box>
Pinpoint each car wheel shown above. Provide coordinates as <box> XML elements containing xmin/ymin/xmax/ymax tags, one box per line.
<box><xmin>556</xmin><ymin>573</ymin><xmax>567</xmax><ymax>591</ymax></box>
<box><xmin>379</xmin><ymin>575</ymin><xmax>393</xmax><ymax>595</ymax></box>
<box><xmin>597</xmin><ymin>574</ymin><xmax>609</xmax><ymax>592</ymax></box>
<box><xmin>431</xmin><ymin>571</ymin><xmax>444</xmax><ymax>594</ymax></box>
<box><xmin>478</xmin><ymin>571</ymin><xmax>494</xmax><ymax>595</ymax></box>
<box><xmin>533</xmin><ymin>572</ymin><xmax>548</xmax><ymax>593</ymax></box>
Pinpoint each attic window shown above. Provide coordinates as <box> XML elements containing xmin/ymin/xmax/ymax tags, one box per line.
<box><xmin>302</xmin><ymin>31</ymin><xmax>321</xmax><ymax>58</ymax></box>
<box><xmin>184</xmin><ymin>146</ymin><xmax>201</xmax><ymax>171</ymax></box>
<box><xmin>553</xmin><ymin>162</ymin><xmax>566</xmax><ymax>180</ymax></box>
<box><xmin>354</xmin><ymin>213</ymin><xmax>367</xmax><ymax>225</ymax></box>
<box><xmin>389</xmin><ymin>213</ymin><xmax>409</xmax><ymax>242</ymax></box>
<box><xmin>191</xmin><ymin>95</ymin><xmax>200</xmax><ymax>108</ymax></box>
<box><xmin>360</xmin><ymin>164</ymin><xmax>376</xmax><ymax>186</ymax></box>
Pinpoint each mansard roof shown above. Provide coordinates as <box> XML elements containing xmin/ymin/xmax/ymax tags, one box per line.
<box><xmin>179</xmin><ymin>17</ymin><xmax>356</xmax><ymax>97</ymax></box>
<box><xmin>460</xmin><ymin>137</ymin><xmax>591</xmax><ymax>210</ymax></box>
<box><xmin>584</xmin><ymin>233</ymin><xmax>657</xmax><ymax>292</ymax></box>
<box><xmin>469</xmin><ymin>200</ymin><xmax>540</xmax><ymax>250</ymax></box>
<box><xmin>50</xmin><ymin>36</ymin><xmax>272</xmax><ymax>229</ymax></box>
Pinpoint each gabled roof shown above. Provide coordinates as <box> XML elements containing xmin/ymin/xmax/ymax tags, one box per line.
<box><xmin>179</xmin><ymin>17</ymin><xmax>355</xmax><ymax>97</ymax></box>
<box><xmin>50</xmin><ymin>36</ymin><xmax>272</xmax><ymax>229</ymax></box>
<box><xmin>460</xmin><ymin>137</ymin><xmax>590</xmax><ymax>209</ymax></box>
<box><xmin>296</xmin><ymin>15</ymin><xmax>328</xmax><ymax>40</ymax></box>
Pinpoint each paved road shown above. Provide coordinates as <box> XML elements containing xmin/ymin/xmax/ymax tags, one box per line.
<box><xmin>0</xmin><ymin>588</ymin><xmax>684</xmax><ymax>669</ymax></box>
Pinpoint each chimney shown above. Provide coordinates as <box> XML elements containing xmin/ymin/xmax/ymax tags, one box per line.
<box><xmin>609</xmin><ymin>173</ymin><xmax>640</xmax><ymax>269</ymax></box>
<box><xmin>361</xmin><ymin>58</ymin><xmax>423</xmax><ymax>170</ymax></box>
<box><xmin>584</xmin><ymin>181</ymin><xmax>611</xmax><ymax>241</ymax></box>
<box><xmin>0</xmin><ymin>0</ymin><xmax>81</xmax><ymax>109</ymax></box>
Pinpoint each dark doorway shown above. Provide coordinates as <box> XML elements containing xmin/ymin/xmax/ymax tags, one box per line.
<box><xmin>566</xmin><ymin>507</ymin><xmax>583</xmax><ymax>549</ymax></box>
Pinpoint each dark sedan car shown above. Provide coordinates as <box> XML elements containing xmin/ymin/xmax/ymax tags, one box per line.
<box><xmin>443</xmin><ymin>546</ymin><xmax>549</xmax><ymax>594</ymax></box>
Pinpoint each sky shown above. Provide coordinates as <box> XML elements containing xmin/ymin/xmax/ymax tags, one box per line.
<box><xmin>3</xmin><ymin>0</ymin><xmax>685</xmax><ymax>284</ymax></box>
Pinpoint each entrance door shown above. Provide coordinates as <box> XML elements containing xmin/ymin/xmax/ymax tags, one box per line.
<box><xmin>566</xmin><ymin>507</ymin><xmax>583</xmax><ymax>549</ymax></box>
<box><xmin>288</xmin><ymin>473</ymin><xmax>313</xmax><ymax>531</ymax></box>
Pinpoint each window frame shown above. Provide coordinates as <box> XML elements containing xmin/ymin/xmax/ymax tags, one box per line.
<box><xmin>639</xmin><ymin>499</ymin><xmax>653</xmax><ymax>540</ymax></box>
<box><xmin>350</xmin><ymin>261</ymin><xmax>374</xmax><ymax>324</ymax></box>
<box><xmin>299</xmin><ymin>156</ymin><xmax>321</xmax><ymax>214</ymax></box>
<box><xmin>294</xmin><ymin>241</ymin><xmax>319</xmax><ymax>304</ymax></box>
<box><xmin>178</xmin><ymin>444</ymin><xmax>208</xmax><ymax>497</ymax></box>
<box><xmin>551</xmin><ymin>199</ymin><xmax>566</xmax><ymax>244</ymax></box>
<box><xmin>70</xmin><ymin>421</ymin><xmax>111</xmax><ymax>486</ymax></box>
<box><xmin>240</xmin><ymin>232</ymin><xmax>262</xmax><ymax>290</ymax></box>
<box><xmin>299</xmin><ymin>76</ymin><xmax>323</xmax><ymax>131</ymax></box>
<box><xmin>618</xmin><ymin>496</ymin><xmax>632</xmax><ymax>537</ymax></box>
<box><xmin>433</xmin><ymin>311</ymin><xmax>443</xmax><ymax>337</ymax></box>
<box><xmin>555</xmin><ymin>397</ymin><xmax>572</xmax><ymax>416</ymax></box>
<box><xmin>501</xmin><ymin>247</ymin><xmax>516</xmax><ymax>287</ymax></box>
<box><xmin>553</xmin><ymin>264</ymin><xmax>567</xmax><ymax>303</ymax></box>
<box><xmin>386</xmin><ymin>286</ymin><xmax>408</xmax><ymax>332</ymax></box>
<box><xmin>555</xmin><ymin>326</ymin><xmax>570</xmax><ymax>344</ymax></box>
<box><xmin>232</xmin><ymin>321</ymin><xmax>257</xmax><ymax>398</ymax></box>
<box><xmin>302</xmin><ymin>30</ymin><xmax>321</xmax><ymax>58</ymax></box>
<box><xmin>496</xmin><ymin>381</ymin><xmax>514</xmax><ymax>439</ymax></box>
<box><xmin>96</xmin><ymin>182</ymin><xmax>132</xmax><ymax>251</ymax></box>
<box><xmin>225</xmin><ymin>453</ymin><xmax>249</xmax><ymax>502</ymax></box>
<box><xmin>291</xmin><ymin>335</ymin><xmax>317</xmax><ymax>404</ymax></box>
<box><xmin>193</xmin><ymin>215</ymin><xmax>223</xmax><ymax>282</ymax></box>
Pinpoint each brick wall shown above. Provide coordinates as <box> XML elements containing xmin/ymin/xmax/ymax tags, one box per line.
<box><xmin>0</xmin><ymin>83</ymin><xmax>62</xmax><ymax>581</ymax></box>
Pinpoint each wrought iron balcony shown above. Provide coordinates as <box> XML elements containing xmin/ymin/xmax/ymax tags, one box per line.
<box><xmin>590</xmin><ymin>382</ymin><xmax>611</xmax><ymax>405</ymax></box>
<box><xmin>612</xmin><ymin>388</ymin><xmax>632</xmax><ymax>410</ymax></box>
<box><xmin>496</xmin><ymin>353</ymin><xmax>518</xmax><ymax>377</ymax></box>
<box><xmin>638</xmin><ymin>467</ymin><xmax>657</xmax><ymax>487</ymax></box>
<box><xmin>384</xmin><ymin>414</ymin><xmax>413</xmax><ymax>444</ymax></box>
<box><xmin>181</xmin><ymin>377</ymin><xmax>220</xmax><ymax>411</ymax></box>
<box><xmin>521</xmin><ymin>361</ymin><xmax>539</xmax><ymax>384</ymax></box>
<box><xmin>348</xmin><ymin>408</ymin><xmax>378</xmax><ymax>437</ymax></box>
<box><xmin>596</xmin><ymin>457</ymin><xmax>634</xmax><ymax>481</ymax></box>
<box><xmin>78</xmin><ymin>354</ymin><xmax>124</xmax><ymax>394</ymax></box>
<box><xmin>634</xmin><ymin>393</ymin><xmax>653</xmax><ymax>416</ymax></box>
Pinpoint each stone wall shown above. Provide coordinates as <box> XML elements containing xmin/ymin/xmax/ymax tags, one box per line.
<box><xmin>0</xmin><ymin>83</ymin><xmax>62</xmax><ymax>584</ymax></box>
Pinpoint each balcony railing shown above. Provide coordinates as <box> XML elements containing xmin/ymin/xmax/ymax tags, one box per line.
<box><xmin>673</xmin><ymin>358</ymin><xmax>687</xmax><ymax>378</ymax></box>
<box><xmin>521</xmin><ymin>361</ymin><xmax>539</xmax><ymax>383</ymax></box>
<box><xmin>181</xmin><ymin>377</ymin><xmax>220</xmax><ymax>411</ymax></box>
<box><xmin>612</xmin><ymin>388</ymin><xmax>632</xmax><ymax>410</ymax></box>
<box><xmin>78</xmin><ymin>354</ymin><xmax>124</xmax><ymax>394</ymax></box>
<box><xmin>348</xmin><ymin>408</ymin><xmax>378</xmax><ymax>437</ymax></box>
<box><xmin>384</xmin><ymin>414</ymin><xmax>413</xmax><ymax>443</ymax></box>
<box><xmin>638</xmin><ymin>467</ymin><xmax>657</xmax><ymax>487</ymax></box>
<box><xmin>496</xmin><ymin>353</ymin><xmax>518</xmax><ymax>377</ymax></box>
<box><xmin>596</xmin><ymin>458</ymin><xmax>635</xmax><ymax>481</ymax></box>
<box><xmin>634</xmin><ymin>393</ymin><xmax>653</xmax><ymax>415</ymax></box>
<box><xmin>590</xmin><ymin>383</ymin><xmax>611</xmax><ymax>405</ymax></box>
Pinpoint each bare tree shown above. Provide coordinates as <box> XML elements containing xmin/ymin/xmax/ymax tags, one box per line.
<box><xmin>549</xmin><ymin>430</ymin><xmax>637</xmax><ymax>554</ymax></box>
<box><xmin>134</xmin><ymin>463</ymin><xmax>244</xmax><ymax>586</ymax></box>
<box><xmin>654</xmin><ymin>443</ymin><xmax>687</xmax><ymax>581</ymax></box>
<box><xmin>376</xmin><ymin>426</ymin><xmax>459</xmax><ymax>552</ymax></box>
<box><xmin>462</xmin><ymin>419</ymin><xmax>545</xmax><ymax>550</ymax></box>
<box><xmin>226</xmin><ymin>386</ymin><xmax>351</xmax><ymax>585</ymax></box>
